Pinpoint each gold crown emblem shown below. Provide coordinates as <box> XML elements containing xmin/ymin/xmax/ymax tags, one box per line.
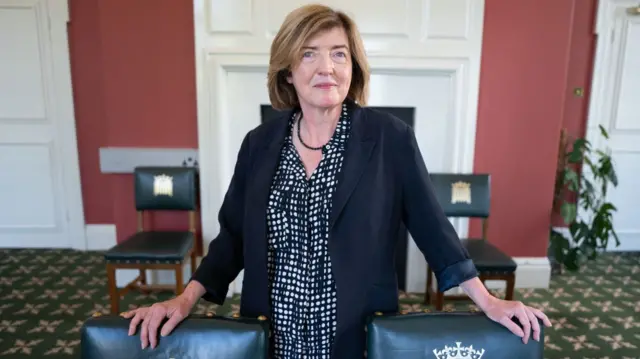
<box><xmin>153</xmin><ymin>174</ymin><xmax>173</xmax><ymax>197</ymax></box>
<box><xmin>450</xmin><ymin>181</ymin><xmax>471</xmax><ymax>204</ymax></box>
<box><xmin>433</xmin><ymin>341</ymin><xmax>485</xmax><ymax>359</ymax></box>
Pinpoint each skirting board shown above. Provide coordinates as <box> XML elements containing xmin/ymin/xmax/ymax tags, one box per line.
<box><xmin>552</xmin><ymin>226</ymin><xmax>640</xmax><ymax>252</ymax></box>
<box><xmin>85</xmin><ymin>224</ymin><xmax>198</xmax><ymax>288</ymax></box>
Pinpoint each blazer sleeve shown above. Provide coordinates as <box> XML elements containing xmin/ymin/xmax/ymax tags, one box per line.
<box><xmin>397</xmin><ymin>125</ymin><xmax>478</xmax><ymax>292</ymax></box>
<box><xmin>189</xmin><ymin>131</ymin><xmax>251</xmax><ymax>304</ymax></box>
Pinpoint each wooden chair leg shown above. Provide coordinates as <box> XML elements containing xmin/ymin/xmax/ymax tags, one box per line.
<box><xmin>139</xmin><ymin>269</ymin><xmax>150</xmax><ymax>294</ymax></box>
<box><xmin>435</xmin><ymin>290</ymin><xmax>444</xmax><ymax>311</ymax></box>
<box><xmin>106</xmin><ymin>264</ymin><xmax>119</xmax><ymax>314</ymax></box>
<box><xmin>175</xmin><ymin>263</ymin><xmax>184</xmax><ymax>295</ymax></box>
<box><xmin>505</xmin><ymin>273</ymin><xmax>515</xmax><ymax>300</ymax></box>
<box><xmin>424</xmin><ymin>266</ymin><xmax>433</xmax><ymax>304</ymax></box>
<box><xmin>190</xmin><ymin>251</ymin><xmax>197</xmax><ymax>275</ymax></box>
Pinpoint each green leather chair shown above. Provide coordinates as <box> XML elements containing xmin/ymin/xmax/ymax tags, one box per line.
<box><xmin>80</xmin><ymin>312</ymin><xmax>270</xmax><ymax>359</ymax></box>
<box><xmin>367</xmin><ymin>311</ymin><xmax>544</xmax><ymax>358</ymax></box>
<box><xmin>425</xmin><ymin>174</ymin><xmax>517</xmax><ymax>310</ymax></box>
<box><xmin>104</xmin><ymin>167</ymin><xmax>199</xmax><ymax>314</ymax></box>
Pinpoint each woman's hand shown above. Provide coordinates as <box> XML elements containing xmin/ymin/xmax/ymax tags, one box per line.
<box><xmin>481</xmin><ymin>296</ymin><xmax>552</xmax><ymax>344</ymax></box>
<box><xmin>121</xmin><ymin>294</ymin><xmax>196</xmax><ymax>349</ymax></box>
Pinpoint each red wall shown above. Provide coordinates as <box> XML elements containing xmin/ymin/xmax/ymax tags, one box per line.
<box><xmin>69</xmin><ymin>0</ymin><xmax>596</xmax><ymax>257</ymax></box>
<box><xmin>468</xmin><ymin>0</ymin><xmax>597</xmax><ymax>256</ymax></box>
<box><xmin>69</xmin><ymin>0</ymin><xmax>198</xmax><ymax>242</ymax></box>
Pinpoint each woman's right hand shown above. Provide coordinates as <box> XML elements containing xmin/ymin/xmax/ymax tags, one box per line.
<box><xmin>121</xmin><ymin>294</ymin><xmax>195</xmax><ymax>349</ymax></box>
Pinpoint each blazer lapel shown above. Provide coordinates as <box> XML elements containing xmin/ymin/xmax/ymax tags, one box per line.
<box><xmin>329</xmin><ymin>105</ymin><xmax>376</xmax><ymax>230</ymax></box>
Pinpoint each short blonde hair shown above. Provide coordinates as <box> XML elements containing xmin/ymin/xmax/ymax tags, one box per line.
<box><xmin>267</xmin><ymin>4</ymin><xmax>370</xmax><ymax>110</ymax></box>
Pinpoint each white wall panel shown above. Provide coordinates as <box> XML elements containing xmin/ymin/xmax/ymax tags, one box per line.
<box><xmin>426</xmin><ymin>0</ymin><xmax>472</xmax><ymax>39</ymax></box>
<box><xmin>0</xmin><ymin>4</ymin><xmax>46</xmax><ymax>119</ymax></box>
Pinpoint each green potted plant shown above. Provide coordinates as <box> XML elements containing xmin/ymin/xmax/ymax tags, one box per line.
<box><xmin>549</xmin><ymin>125</ymin><xmax>620</xmax><ymax>271</ymax></box>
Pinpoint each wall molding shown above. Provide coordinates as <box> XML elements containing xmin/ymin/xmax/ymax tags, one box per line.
<box><xmin>85</xmin><ymin>224</ymin><xmax>117</xmax><ymax>251</ymax></box>
<box><xmin>98</xmin><ymin>147</ymin><xmax>199</xmax><ymax>173</ymax></box>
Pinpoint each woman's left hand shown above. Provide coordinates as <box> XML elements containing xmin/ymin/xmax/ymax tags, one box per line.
<box><xmin>481</xmin><ymin>296</ymin><xmax>552</xmax><ymax>344</ymax></box>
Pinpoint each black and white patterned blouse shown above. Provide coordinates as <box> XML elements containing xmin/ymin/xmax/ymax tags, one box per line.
<box><xmin>266</xmin><ymin>102</ymin><xmax>351</xmax><ymax>358</ymax></box>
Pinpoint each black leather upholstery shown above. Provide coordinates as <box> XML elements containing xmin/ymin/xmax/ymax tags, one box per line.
<box><xmin>134</xmin><ymin>167</ymin><xmax>198</xmax><ymax>211</ymax></box>
<box><xmin>104</xmin><ymin>231</ymin><xmax>194</xmax><ymax>263</ymax></box>
<box><xmin>463</xmin><ymin>239</ymin><xmax>517</xmax><ymax>272</ymax></box>
<box><xmin>429</xmin><ymin>174</ymin><xmax>490</xmax><ymax>218</ymax></box>
<box><xmin>367</xmin><ymin>312</ymin><xmax>544</xmax><ymax>359</ymax></box>
<box><xmin>80</xmin><ymin>314</ymin><xmax>270</xmax><ymax>359</ymax></box>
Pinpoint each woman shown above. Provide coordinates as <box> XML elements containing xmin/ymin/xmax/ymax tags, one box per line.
<box><xmin>123</xmin><ymin>4</ymin><xmax>551</xmax><ymax>358</ymax></box>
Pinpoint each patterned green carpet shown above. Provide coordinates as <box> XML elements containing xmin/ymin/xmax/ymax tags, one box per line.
<box><xmin>0</xmin><ymin>248</ymin><xmax>639</xmax><ymax>358</ymax></box>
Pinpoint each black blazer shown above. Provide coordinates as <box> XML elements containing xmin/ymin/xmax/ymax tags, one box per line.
<box><xmin>191</xmin><ymin>101</ymin><xmax>479</xmax><ymax>358</ymax></box>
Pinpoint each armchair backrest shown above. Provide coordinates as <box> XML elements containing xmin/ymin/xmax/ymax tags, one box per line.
<box><xmin>367</xmin><ymin>311</ymin><xmax>544</xmax><ymax>359</ymax></box>
<box><xmin>429</xmin><ymin>173</ymin><xmax>491</xmax><ymax>219</ymax></box>
<box><xmin>80</xmin><ymin>314</ymin><xmax>269</xmax><ymax>359</ymax></box>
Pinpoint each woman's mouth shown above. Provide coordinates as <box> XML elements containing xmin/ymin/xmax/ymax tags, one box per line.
<box><xmin>314</xmin><ymin>84</ymin><xmax>335</xmax><ymax>90</ymax></box>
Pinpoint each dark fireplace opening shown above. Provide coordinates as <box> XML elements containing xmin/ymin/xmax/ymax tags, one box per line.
<box><xmin>260</xmin><ymin>104</ymin><xmax>416</xmax><ymax>292</ymax></box>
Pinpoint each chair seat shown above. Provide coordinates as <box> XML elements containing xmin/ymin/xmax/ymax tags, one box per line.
<box><xmin>462</xmin><ymin>239</ymin><xmax>517</xmax><ymax>273</ymax></box>
<box><xmin>104</xmin><ymin>231</ymin><xmax>194</xmax><ymax>264</ymax></box>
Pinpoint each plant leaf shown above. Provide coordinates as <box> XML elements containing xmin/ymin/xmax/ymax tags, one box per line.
<box><xmin>561</xmin><ymin>202</ymin><xmax>577</xmax><ymax>224</ymax></box>
<box><xmin>598</xmin><ymin>124</ymin><xmax>609</xmax><ymax>139</ymax></box>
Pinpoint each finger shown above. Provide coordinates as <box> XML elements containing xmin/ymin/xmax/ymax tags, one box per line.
<box><xmin>525</xmin><ymin>307</ymin><xmax>541</xmax><ymax>341</ymax></box>
<box><xmin>499</xmin><ymin>316</ymin><xmax>524</xmax><ymax>338</ymax></box>
<box><xmin>128</xmin><ymin>311</ymin><xmax>145</xmax><ymax>336</ymax></box>
<box><xmin>140</xmin><ymin>312</ymin><xmax>150</xmax><ymax>349</ymax></box>
<box><xmin>515</xmin><ymin>306</ymin><xmax>531</xmax><ymax>344</ymax></box>
<box><xmin>160</xmin><ymin>312</ymin><xmax>184</xmax><ymax>337</ymax></box>
<box><xmin>147</xmin><ymin>309</ymin><xmax>165</xmax><ymax>349</ymax></box>
<box><xmin>530</xmin><ymin>307</ymin><xmax>552</xmax><ymax>327</ymax></box>
<box><xmin>121</xmin><ymin>310</ymin><xmax>133</xmax><ymax>318</ymax></box>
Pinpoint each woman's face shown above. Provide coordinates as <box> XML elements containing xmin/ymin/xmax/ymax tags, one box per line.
<box><xmin>287</xmin><ymin>26</ymin><xmax>352</xmax><ymax>110</ymax></box>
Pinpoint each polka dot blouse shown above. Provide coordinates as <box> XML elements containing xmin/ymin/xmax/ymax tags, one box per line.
<box><xmin>266</xmin><ymin>103</ymin><xmax>351</xmax><ymax>358</ymax></box>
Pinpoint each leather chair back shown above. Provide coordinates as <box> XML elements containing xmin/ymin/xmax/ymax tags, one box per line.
<box><xmin>80</xmin><ymin>314</ymin><xmax>269</xmax><ymax>359</ymax></box>
<box><xmin>367</xmin><ymin>311</ymin><xmax>544</xmax><ymax>359</ymax></box>
<box><xmin>429</xmin><ymin>173</ymin><xmax>490</xmax><ymax>218</ymax></box>
<box><xmin>134</xmin><ymin>166</ymin><xmax>198</xmax><ymax>211</ymax></box>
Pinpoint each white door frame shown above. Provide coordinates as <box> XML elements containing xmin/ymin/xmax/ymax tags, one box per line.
<box><xmin>52</xmin><ymin>0</ymin><xmax>86</xmax><ymax>250</ymax></box>
<box><xmin>584</xmin><ymin>0</ymin><xmax>638</xmax><ymax>249</ymax></box>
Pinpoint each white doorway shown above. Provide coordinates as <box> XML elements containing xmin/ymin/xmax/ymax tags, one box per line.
<box><xmin>0</xmin><ymin>0</ymin><xmax>86</xmax><ymax>249</ymax></box>
<box><xmin>588</xmin><ymin>0</ymin><xmax>640</xmax><ymax>251</ymax></box>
